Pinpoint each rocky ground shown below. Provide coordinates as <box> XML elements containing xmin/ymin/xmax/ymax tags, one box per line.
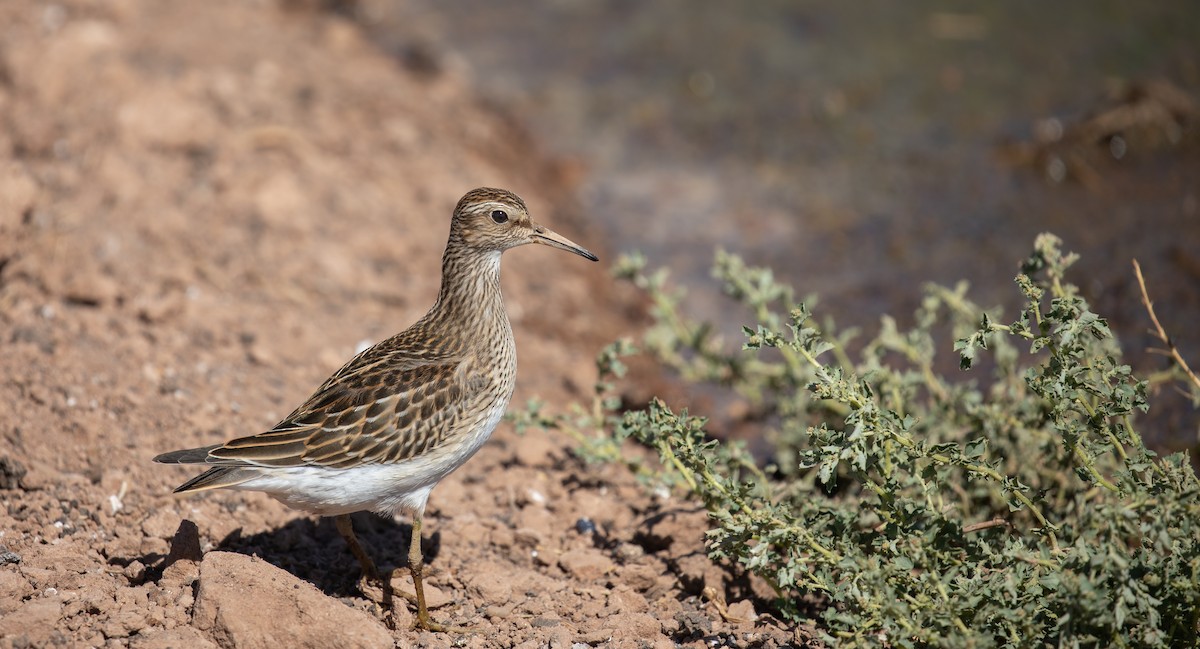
<box><xmin>0</xmin><ymin>1</ymin><xmax>803</xmax><ymax>647</ymax></box>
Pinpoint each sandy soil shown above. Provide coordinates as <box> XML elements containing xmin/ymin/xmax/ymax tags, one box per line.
<box><xmin>0</xmin><ymin>1</ymin><xmax>804</xmax><ymax>647</ymax></box>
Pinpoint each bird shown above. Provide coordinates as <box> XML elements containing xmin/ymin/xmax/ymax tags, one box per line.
<box><xmin>154</xmin><ymin>187</ymin><xmax>598</xmax><ymax>631</ymax></box>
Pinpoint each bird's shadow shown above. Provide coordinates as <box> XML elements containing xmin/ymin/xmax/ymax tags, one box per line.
<box><xmin>216</xmin><ymin>512</ymin><xmax>441</xmax><ymax>597</ymax></box>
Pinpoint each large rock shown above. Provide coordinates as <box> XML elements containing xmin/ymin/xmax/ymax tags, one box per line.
<box><xmin>193</xmin><ymin>551</ymin><xmax>391</xmax><ymax>649</ymax></box>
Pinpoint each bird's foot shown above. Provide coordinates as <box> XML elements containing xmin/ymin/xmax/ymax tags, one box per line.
<box><xmin>356</xmin><ymin>571</ymin><xmax>386</xmax><ymax>604</ymax></box>
<box><xmin>357</xmin><ymin>570</ymin><xmax>465</xmax><ymax>631</ymax></box>
<box><xmin>360</xmin><ymin>570</ymin><xmax>454</xmax><ymax>607</ymax></box>
<box><xmin>415</xmin><ymin>610</ymin><xmax>476</xmax><ymax>634</ymax></box>
<box><xmin>356</xmin><ymin>569</ymin><xmax>415</xmax><ymax>605</ymax></box>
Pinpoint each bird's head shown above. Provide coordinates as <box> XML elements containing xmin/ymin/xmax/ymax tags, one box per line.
<box><xmin>450</xmin><ymin>187</ymin><xmax>598</xmax><ymax>262</ymax></box>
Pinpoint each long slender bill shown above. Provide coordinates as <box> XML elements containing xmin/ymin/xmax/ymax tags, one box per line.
<box><xmin>532</xmin><ymin>224</ymin><xmax>599</xmax><ymax>261</ymax></box>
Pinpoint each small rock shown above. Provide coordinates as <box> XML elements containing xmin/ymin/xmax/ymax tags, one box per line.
<box><xmin>617</xmin><ymin>563</ymin><xmax>658</xmax><ymax>592</ymax></box>
<box><xmin>575</xmin><ymin>629</ymin><xmax>611</xmax><ymax>645</ymax></box>
<box><xmin>513</xmin><ymin>527</ymin><xmax>543</xmax><ymax>547</ymax></box>
<box><xmin>463</xmin><ymin>561</ymin><xmax>513</xmax><ymax>605</ymax></box>
<box><xmin>484</xmin><ymin>603</ymin><xmax>513</xmax><ymax>620</ymax></box>
<box><xmin>614</xmin><ymin>542</ymin><xmax>644</xmax><ymax>562</ymax></box>
<box><xmin>570</xmin><ymin>490</ymin><xmax>628</xmax><ymax>531</ymax></box>
<box><xmin>0</xmin><ymin>456</ymin><xmax>28</xmax><ymax>490</ymax></box>
<box><xmin>605</xmin><ymin>612</ymin><xmax>661</xmax><ymax>641</ymax></box>
<box><xmin>194</xmin><ymin>552</ymin><xmax>391</xmax><ymax>649</ymax></box>
<box><xmin>159</xmin><ymin>559</ymin><xmax>200</xmax><ymax>597</ymax></box>
<box><xmin>63</xmin><ymin>272</ymin><xmax>121</xmax><ymax>306</ymax></box>
<box><xmin>0</xmin><ymin>569</ymin><xmax>32</xmax><ymax>614</ymax></box>
<box><xmin>558</xmin><ymin>548</ymin><xmax>615</xmax><ymax>582</ymax></box>
<box><xmin>0</xmin><ymin>162</ymin><xmax>38</xmax><ymax>229</ymax></box>
<box><xmin>607</xmin><ymin>588</ymin><xmax>649</xmax><ymax>614</ymax></box>
<box><xmin>13</xmin><ymin>462</ymin><xmax>57</xmax><ymax>491</ymax></box>
<box><xmin>725</xmin><ymin>599</ymin><xmax>757</xmax><ymax>624</ymax></box>
<box><xmin>141</xmin><ymin>509</ymin><xmax>181</xmax><ymax>539</ymax></box>
<box><xmin>513</xmin><ymin>503</ymin><xmax>556</xmax><ymax>531</ymax></box>
<box><xmin>489</xmin><ymin>525</ymin><xmax>515</xmax><ymax>549</ymax></box>
<box><xmin>675</xmin><ymin>606</ymin><xmax>712</xmax><ymax>639</ymax></box>
<box><xmin>102</xmin><ymin>607</ymin><xmax>149</xmax><ymax>638</ymax></box>
<box><xmin>163</xmin><ymin>519</ymin><xmax>203</xmax><ymax>566</ymax></box>
<box><xmin>122</xmin><ymin>560</ymin><xmax>147</xmax><ymax>584</ymax></box>
<box><xmin>574</xmin><ymin>517</ymin><xmax>596</xmax><ymax>535</ymax></box>
<box><xmin>134</xmin><ymin>289</ymin><xmax>187</xmax><ymax>323</ymax></box>
<box><xmin>523</xmin><ymin>488</ymin><xmax>547</xmax><ymax>507</ymax></box>
<box><xmin>512</xmin><ymin>430</ymin><xmax>560</xmax><ymax>467</ymax></box>
<box><xmin>420</xmin><ymin>587</ymin><xmax>449</xmax><ymax>614</ymax></box>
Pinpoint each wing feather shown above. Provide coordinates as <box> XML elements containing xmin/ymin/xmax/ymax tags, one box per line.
<box><xmin>204</xmin><ymin>355</ymin><xmax>471</xmax><ymax>469</ymax></box>
<box><xmin>155</xmin><ymin>324</ymin><xmax>480</xmax><ymax>473</ymax></box>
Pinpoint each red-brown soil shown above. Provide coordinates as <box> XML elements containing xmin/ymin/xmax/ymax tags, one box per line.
<box><xmin>0</xmin><ymin>1</ymin><xmax>803</xmax><ymax>647</ymax></box>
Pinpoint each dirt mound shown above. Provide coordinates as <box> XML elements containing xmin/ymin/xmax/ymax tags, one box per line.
<box><xmin>0</xmin><ymin>1</ymin><xmax>801</xmax><ymax>646</ymax></box>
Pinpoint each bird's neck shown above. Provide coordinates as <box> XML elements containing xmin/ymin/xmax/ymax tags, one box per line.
<box><xmin>426</xmin><ymin>245</ymin><xmax>508</xmax><ymax>337</ymax></box>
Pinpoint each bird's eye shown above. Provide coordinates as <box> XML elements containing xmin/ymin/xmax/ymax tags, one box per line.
<box><xmin>491</xmin><ymin>210</ymin><xmax>509</xmax><ymax>224</ymax></box>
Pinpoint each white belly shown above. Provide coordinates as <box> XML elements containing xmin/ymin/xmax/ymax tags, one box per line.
<box><xmin>233</xmin><ymin>397</ymin><xmax>508</xmax><ymax>517</ymax></box>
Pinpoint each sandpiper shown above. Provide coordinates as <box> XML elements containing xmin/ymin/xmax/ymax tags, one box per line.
<box><xmin>154</xmin><ymin>187</ymin><xmax>598</xmax><ymax>631</ymax></box>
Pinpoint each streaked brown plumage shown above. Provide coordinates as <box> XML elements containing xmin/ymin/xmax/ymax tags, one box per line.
<box><xmin>154</xmin><ymin>187</ymin><xmax>597</xmax><ymax>631</ymax></box>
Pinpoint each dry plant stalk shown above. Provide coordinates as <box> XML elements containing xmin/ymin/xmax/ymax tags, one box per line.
<box><xmin>1133</xmin><ymin>259</ymin><xmax>1200</xmax><ymax>392</ymax></box>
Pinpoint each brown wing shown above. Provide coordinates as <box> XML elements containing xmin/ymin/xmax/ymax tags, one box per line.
<box><xmin>204</xmin><ymin>352</ymin><xmax>473</xmax><ymax>469</ymax></box>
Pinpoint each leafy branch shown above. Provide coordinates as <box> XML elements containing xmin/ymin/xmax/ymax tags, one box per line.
<box><xmin>522</xmin><ymin>233</ymin><xmax>1200</xmax><ymax>647</ymax></box>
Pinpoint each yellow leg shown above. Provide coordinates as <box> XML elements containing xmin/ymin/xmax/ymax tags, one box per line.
<box><xmin>408</xmin><ymin>514</ymin><xmax>446</xmax><ymax>632</ymax></box>
<box><xmin>338</xmin><ymin>512</ymin><xmax>468</xmax><ymax>632</ymax></box>
<box><xmin>334</xmin><ymin>514</ymin><xmax>379</xmax><ymax>580</ymax></box>
<box><xmin>337</xmin><ymin>514</ymin><xmax>398</xmax><ymax>628</ymax></box>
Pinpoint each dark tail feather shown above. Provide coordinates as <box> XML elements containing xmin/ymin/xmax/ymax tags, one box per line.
<box><xmin>153</xmin><ymin>445</ymin><xmax>223</xmax><ymax>464</ymax></box>
<box><xmin>173</xmin><ymin>467</ymin><xmax>260</xmax><ymax>493</ymax></box>
<box><xmin>155</xmin><ymin>445</ymin><xmax>260</xmax><ymax>493</ymax></box>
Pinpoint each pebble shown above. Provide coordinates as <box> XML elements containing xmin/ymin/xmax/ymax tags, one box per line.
<box><xmin>557</xmin><ymin>548</ymin><xmax>615</xmax><ymax>582</ymax></box>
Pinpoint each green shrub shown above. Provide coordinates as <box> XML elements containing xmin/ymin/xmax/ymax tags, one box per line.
<box><xmin>519</xmin><ymin>234</ymin><xmax>1200</xmax><ymax>647</ymax></box>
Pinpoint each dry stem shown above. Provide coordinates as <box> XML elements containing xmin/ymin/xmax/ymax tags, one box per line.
<box><xmin>1132</xmin><ymin>260</ymin><xmax>1200</xmax><ymax>392</ymax></box>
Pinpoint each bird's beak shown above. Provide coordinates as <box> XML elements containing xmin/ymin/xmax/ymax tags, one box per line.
<box><xmin>531</xmin><ymin>224</ymin><xmax>599</xmax><ymax>262</ymax></box>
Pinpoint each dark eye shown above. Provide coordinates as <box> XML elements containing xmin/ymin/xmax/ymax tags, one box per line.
<box><xmin>491</xmin><ymin>210</ymin><xmax>509</xmax><ymax>224</ymax></box>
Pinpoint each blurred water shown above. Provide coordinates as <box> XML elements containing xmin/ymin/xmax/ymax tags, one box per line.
<box><xmin>359</xmin><ymin>0</ymin><xmax>1200</xmax><ymax>446</ymax></box>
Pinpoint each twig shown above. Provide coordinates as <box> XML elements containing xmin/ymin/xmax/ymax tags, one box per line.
<box><xmin>1133</xmin><ymin>260</ymin><xmax>1200</xmax><ymax>392</ymax></box>
<box><xmin>702</xmin><ymin>586</ymin><xmax>751</xmax><ymax>625</ymax></box>
<box><xmin>963</xmin><ymin>518</ymin><xmax>1011</xmax><ymax>534</ymax></box>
